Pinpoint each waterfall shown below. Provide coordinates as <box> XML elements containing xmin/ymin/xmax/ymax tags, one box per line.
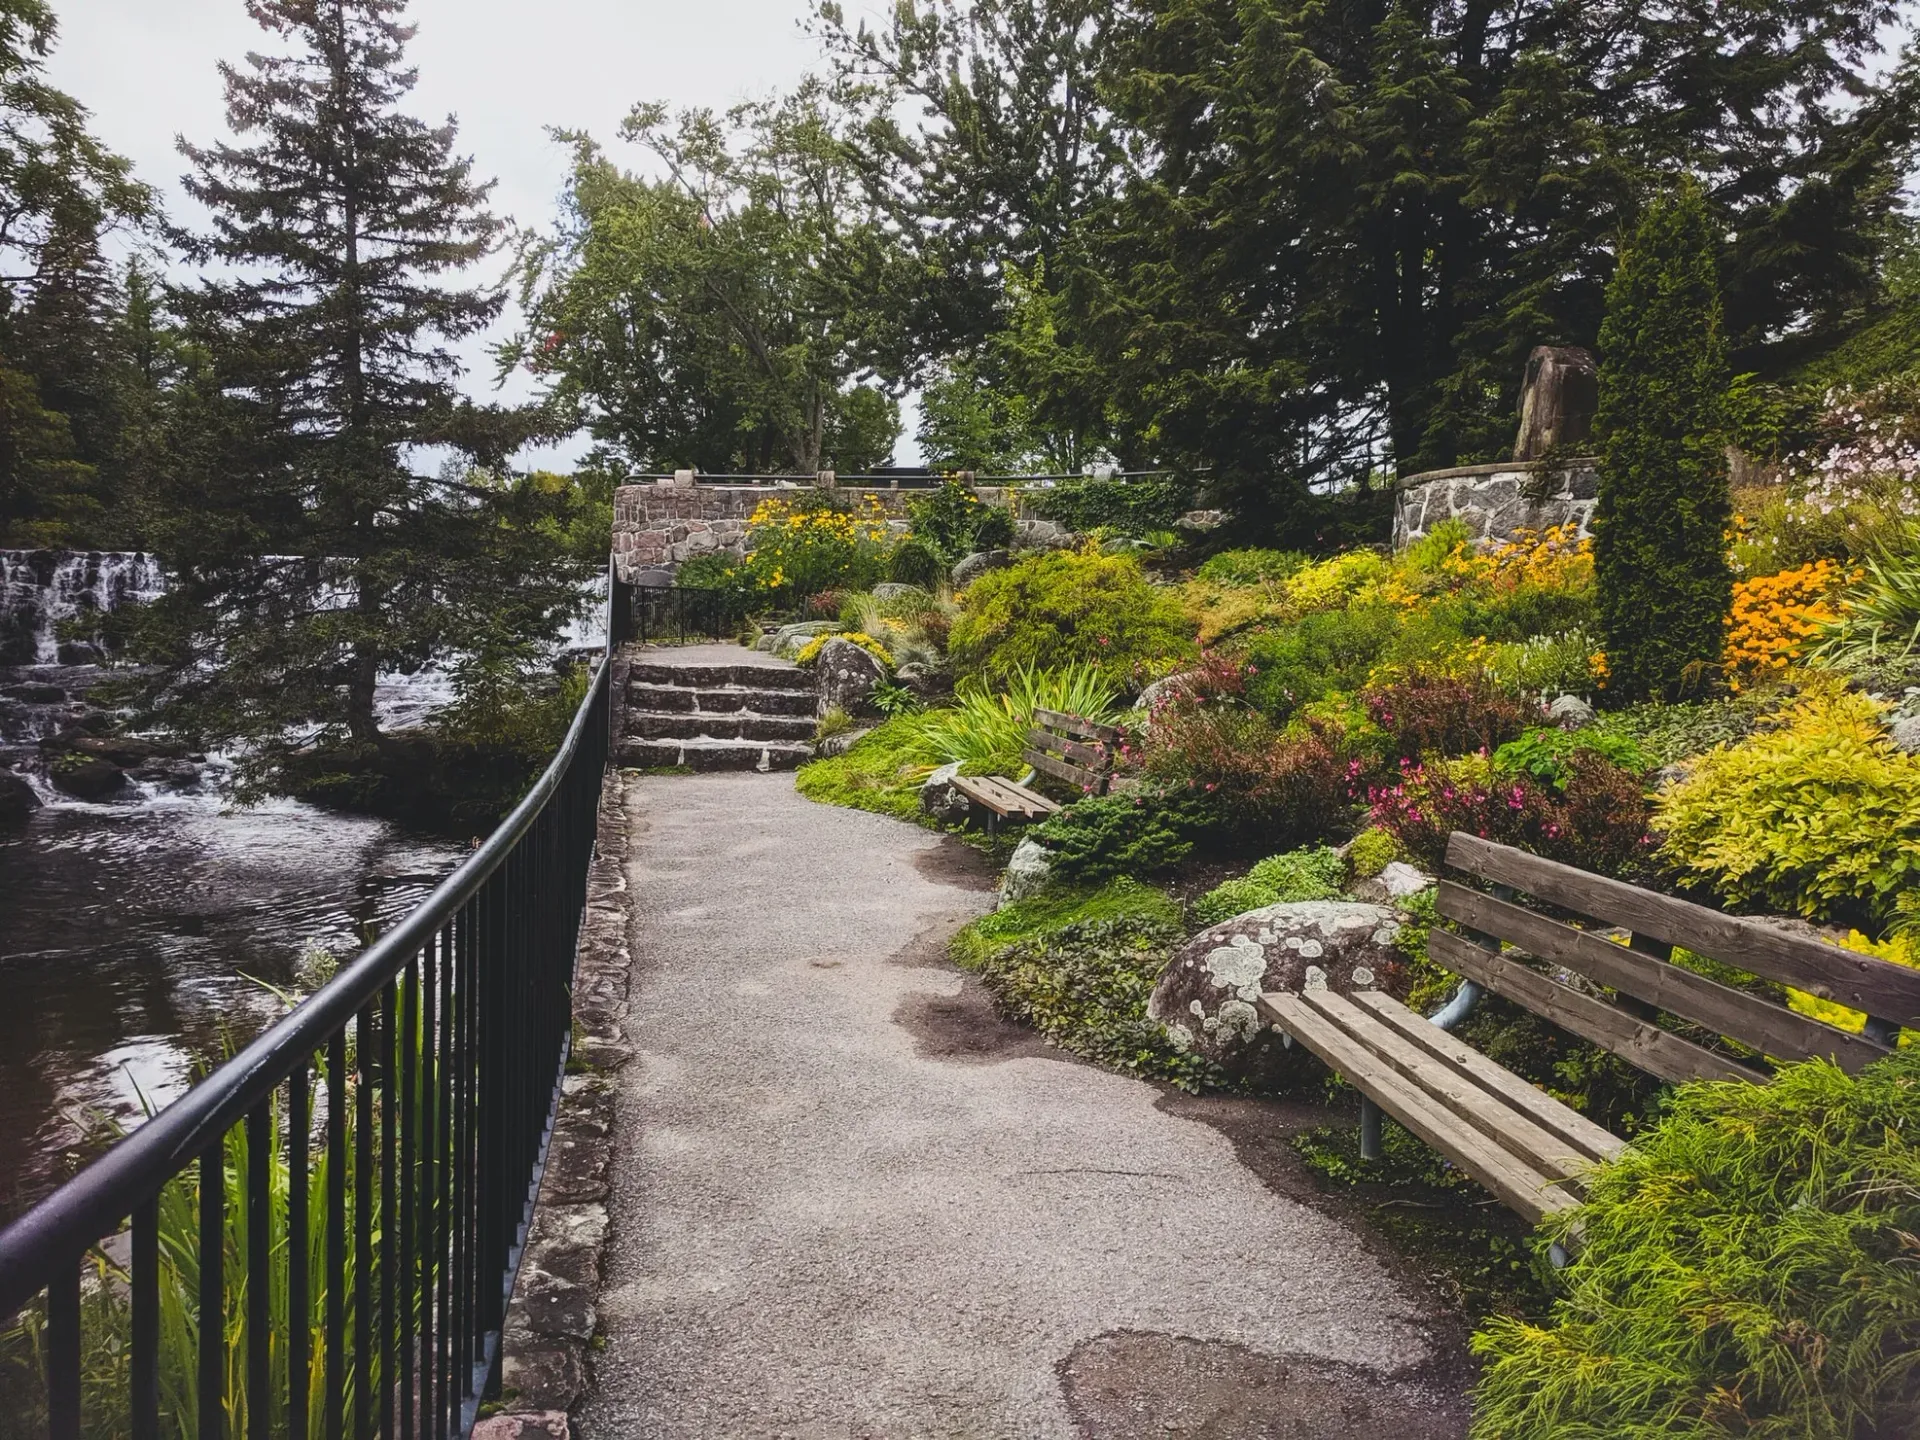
<box><xmin>0</xmin><ymin>550</ymin><xmax>167</xmax><ymax>667</ymax></box>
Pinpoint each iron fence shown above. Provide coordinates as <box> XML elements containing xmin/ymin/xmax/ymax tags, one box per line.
<box><xmin>0</xmin><ymin>619</ymin><xmax>614</xmax><ymax>1438</ymax></box>
<box><xmin>628</xmin><ymin>585</ymin><xmax>752</xmax><ymax>647</ymax></box>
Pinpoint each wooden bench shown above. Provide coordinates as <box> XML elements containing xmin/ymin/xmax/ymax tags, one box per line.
<box><xmin>1259</xmin><ymin>831</ymin><xmax>1920</xmax><ymax>1228</ymax></box>
<box><xmin>950</xmin><ymin>708</ymin><xmax>1121</xmax><ymax>834</ymax></box>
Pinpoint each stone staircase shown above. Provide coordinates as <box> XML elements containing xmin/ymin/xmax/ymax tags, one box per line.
<box><xmin>619</xmin><ymin>656</ymin><xmax>818</xmax><ymax>771</ymax></box>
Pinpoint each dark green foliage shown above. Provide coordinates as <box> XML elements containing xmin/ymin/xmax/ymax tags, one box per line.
<box><xmin>887</xmin><ymin>537</ymin><xmax>946</xmax><ymax>587</ymax></box>
<box><xmin>907</xmin><ymin>478</ymin><xmax>1013</xmax><ymax>564</ymax></box>
<box><xmin>1472</xmin><ymin>1050</ymin><xmax>1920</xmax><ymax>1439</ymax></box>
<box><xmin>1593</xmin><ymin>182</ymin><xmax>1734</xmax><ymax>702</ymax></box>
<box><xmin>1590</xmin><ymin>694</ymin><xmax>1769</xmax><ymax>767</ymax></box>
<box><xmin>1239</xmin><ymin>605</ymin><xmax>1399</xmax><ymax>721</ymax></box>
<box><xmin>673</xmin><ymin>552</ymin><xmax>741</xmax><ymax>591</ymax></box>
<box><xmin>1032</xmin><ymin>789</ymin><xmax>1202</xmax><ymax>882</ymax></box>
<box><xmin>1493</xmin><ymin>726</ymin><xmax>1654</xmax><ymax>792</ymax></box>
<box><xmin>1022</xmin><ymin>474</ymin><xmax>1195</xmax><ymax>535</ymax></box>
<box><xmin>951</xmin><ymin>880</ymin><xmax>1213</xmax><ymax>1088</ymax></box>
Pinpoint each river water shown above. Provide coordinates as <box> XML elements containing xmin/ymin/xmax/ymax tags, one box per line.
<box><xmin>0</xmin><ymin>551</ymin><xmax>493</xmax><ymax>1224</ymax></box>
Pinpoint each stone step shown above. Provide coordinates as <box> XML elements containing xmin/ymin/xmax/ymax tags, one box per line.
<box><xmin>618</xmin><ymin>737</ymin><xmax>813</xmax><ymax>772</ymax></box>
<box><xmin>629</xmin><ymin>711</ymin><xmax>818</xmax><ymax>742</ymax></box>
<box><xmin>626</xmin><ymin>682</ymin><xmax>817</xmax><ymax>717</ymax></box>
<box><xmin>628</xmin><ymin>660</ymin><xmax>807</xmax><ymax>690</ymax></box>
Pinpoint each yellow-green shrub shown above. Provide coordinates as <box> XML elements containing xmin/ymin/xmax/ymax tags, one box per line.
<box><xmin>1655</xmin><ymin>685</ymin><xmax>1920</xmax><ymax>930</ymax></box>
<box><xmin>949</xmin><ymin>547</ymin><xmax>1195</xmax><ymax>683</ymax></box>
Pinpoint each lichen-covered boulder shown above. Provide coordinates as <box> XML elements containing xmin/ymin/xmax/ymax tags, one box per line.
<box><xmin>813</xmin><ymin>637</ymin><xmax>888</xmax><ymax>717</ymax></box>
<box><xmin>1148</xmin><ymin>901</ymin><xmax>1408</xmax><ymax>1081</ymax></box>
<box><xmin>1000</xmin><ymin>838</ymin><xmax>1053</xmax><ymax>908</ymax></box>
<box><xmin>1548</xmin><ymin>693</ymin><xmax>1595</xmax><ymax>729</ymax></box>
<box><xmin>1892</xmin><ymin>713</ymin><xmax>1920</xmax><ymax>755</ymax></box>
<box><xmin>757</xmin><ymin>620</ymin><xmax>837</xmax><ymax>658</ymax></box>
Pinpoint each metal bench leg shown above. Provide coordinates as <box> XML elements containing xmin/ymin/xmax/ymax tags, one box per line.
<box><xmin>1359</xmin><ymin>1096</ymin><xmax>1382</xmax><ymax>1162</ymax></box>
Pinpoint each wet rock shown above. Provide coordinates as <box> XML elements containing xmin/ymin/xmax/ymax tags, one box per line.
<box><xmin>920</xmin><ymin>762</ymin><xmax>971</xmax><ymax>826</ymax></box>
<box><xmin>1148</xmin><ymin>901</ymin><xmax>1408</xmax><ymax>1082</ymax></box>
<box><xmin>48</xmin><ymin>754</ymin><xmax>128</xmax><ymax>800</ymax></box>
<box><xmin>0</xmin><ymin>769</ymin><xmax>39</xmax><ymax>821</ymax></box>
<box><xmin>951</xmin><ymin>549</ymin><xmax>1011</xmax><ymax>587</ymax></box>
<box><xmin>1000</xmin><ymin>838</ymin><xmax>1054</xmax><ymax>908</ymax></box>
<box><xmin>813</xmin><ymin>637</ymin><xmax>888</xmax><ymax>717</ymax></box>
<box><xmin>126</xmin><ymin>758</ymin><xmax>203</xmax><ymax>791</ymax></box>
<box><xmin>1548</xmin><ymin>693</ymin><xmax>1595</xmax><ymax>729</ymax></box>
<box><xmin>66</xmin><ymin>734</ymin><xmax>186</xmax><ymax>767</ymax></box>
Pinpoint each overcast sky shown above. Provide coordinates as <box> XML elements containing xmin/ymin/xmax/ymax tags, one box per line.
<box><xmin>43</xmin><ymin>0</ymin><xmax>920</xmax><ymax>467</ymax></box>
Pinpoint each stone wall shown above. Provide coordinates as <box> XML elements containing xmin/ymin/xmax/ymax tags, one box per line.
<box><xmin>1393</xmin><ymin>458</ymin><xmax>1599</xmax><ymax>551</ymax></box>
<box><xmin>611</xmin><ymin>480</ymin><xmax>997</xmax><ymax>584</ymax></box>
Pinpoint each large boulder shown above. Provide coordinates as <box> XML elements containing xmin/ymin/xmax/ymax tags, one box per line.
<box><xmin>1512</xmin><ymin>345</ymin><xmax>1598</xmax><ymax>461</ymax></box>
<box><xmin>1148</xmin><ymin>901</ymin><xmax>1409</xmax><ymax>1082</ymax></box>
<box><xmin>1547</xmin><ymin>694</ymin><xmax>1595</xmax><ymax>729</ymax></box>
<box><xmin>1000</xmin><ymin>839</ymin><xmax>1054</xmax><ymax>908</ymax></box>
<box><xmin>1014</xmin><ymin>518</ymin><xmax>1076</xmax><ymax>552</ymax></box>
<box><xmin>951</xmin><ymin>550</ymin><xmax>1011</xmax><ymax>588</ymax></box>
<box><xmin>0</xmin><ymin>769</ymin><xmax>39</xmax><ymax>822</ymax></box>
<box><xmin>813</xmin><ymin>637</ymin><xmax>888</xmax><ymax>718</ymax></box>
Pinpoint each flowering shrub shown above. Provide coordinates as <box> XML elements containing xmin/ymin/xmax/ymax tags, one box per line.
<box><xmin>1487</xmin><ymin>524</ymin><xmax>1594</xmax><ymax>593</ymax></box>
<box><xmin>795</xmin><ymin>630</ymin><xmax>894</xmax><ymax>669</ymax></box>
<box><xmin>1655</xmin><ymin>685</ymin><xmax>1920</xmax><ymax>932</ymax></box>
<box><xmin>741</xmin><ymin>493</ymin><xmax>893</xmax><ymax>600</ymax></box>
<box><xmin>1364</xmin><ymin>750</ymin><xmax>1653</xmax><ymax>876</ymax></box>
<box><xmin>906</xmin><ymin>478</ymin><xmax>1014</xmax><ymax>563</ymax></box>
<box><xmin>1722</xmin><ymin>558</ymin><xmax>1849</xmax><ymax>688</ymax></box>
<box><xmin>1359</xmin><ymin>669</ymin><xmax>1539</xmax><ymax>765</ymax></box>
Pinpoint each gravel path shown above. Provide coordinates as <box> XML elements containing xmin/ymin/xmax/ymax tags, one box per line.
<box><xmin>580</xmin><ymin>772</ymin><xmax>1460</xmax><ymax>1439</ymax></box>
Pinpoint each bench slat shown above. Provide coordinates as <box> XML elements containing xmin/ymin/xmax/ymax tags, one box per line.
<box><xmin>950</xmin><ymin>774</ymin><xmax>1058</xmax><ymax>819</ymax></box>
<box><xmin>1023</xmin><ymin>748</ymin><xmax>1105</xmax><ymax>793</ymax></box>
<box><xmin>1034</xmin><ymin>708</ymin><xmax>1121</xmax><ymax>744</ymax></box>
<box><xmin>1429</xmin><ymin>930</ymin><xmax>1760</xmax><ymax>1086</ymax></box>
<box><xmin>1025</xmin><ymin>727</ymin><xmax>1110</xmax><ymax>769</ymax></box>
<box><xmin>1348</xmin><ymin>991</ymin><xmax>1626</xmax><ymax>1164</ymax></box>
<box><xmin>1438</xmin><ymin>883</ymin><xmax>1891</xmax><ymax>1071</ymax></box>
<box><xmin>1260</xmin><ymin>993</ymin><xmax>1580</xmax><ymax>1224</ymax></box>
<box><xmin>1445</xmin><ymin>833</ymin><xmax>1920</xmax><ymax>1025</ymax></box>
<box><xmin>1298</xmin><ymin>991</ymin><xmax>1598</xmax><ymax>1189</ymax></box>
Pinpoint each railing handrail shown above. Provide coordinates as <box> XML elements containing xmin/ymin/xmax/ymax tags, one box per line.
<box><xmin>0</xmin><ymin>651</ymin><xmax>612</xmax><ymax>1322</ymax></box>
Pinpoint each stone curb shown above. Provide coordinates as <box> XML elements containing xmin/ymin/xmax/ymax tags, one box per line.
<box><xmin>492</xmin><ymin>767</ymin><xmax>633</xmax><ymax>1439</ymax></box>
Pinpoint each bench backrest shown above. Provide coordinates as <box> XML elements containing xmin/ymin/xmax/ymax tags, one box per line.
<box><xmin>1023</xmin><ymin>708</ymin><xmax>1121</xmax><ymax>796</ymax></box>
<box><xmin>1435</xmin><ymin>831</ymin><xmax>1917</xmax><ymax>1086</ymax></box>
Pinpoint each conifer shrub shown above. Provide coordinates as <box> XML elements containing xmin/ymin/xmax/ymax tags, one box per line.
<box><xmin>887</xmin><ymin>537</ymin><xmax>946</xmax><ymax>588</ymax></box>
<box><xmin>1655</xmin><ymin>686</ymin><xmax>1920</xmax><ymax>933</ymax></box>
<box><xmin>1471</xmin><ymin>1050</ymin><xmax>1920</xmax><ymax>1440</ymax></box>
<box><xmin>1592</xmin><ymin>180</ymin><xmax>1734</xmax><ymax>701</ymax></box>
<box><xmin>1031</xmin><ymin>789</ymin><xmax>1207</xmax><ymax>882</ymax></box>
<box><xmin>948</xmin><ymin>547</ymin><xmax>1196</xmax><ymax>684</ymax></box>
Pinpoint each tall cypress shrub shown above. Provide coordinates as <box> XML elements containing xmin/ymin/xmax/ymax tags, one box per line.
<box><xmin>1592</xmin><ymin>181</ymin><xmax>1732</xmax><ymax>701</ymax></box>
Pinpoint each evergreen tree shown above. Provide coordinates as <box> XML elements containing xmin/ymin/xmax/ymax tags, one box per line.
<box><xmin>142</xmin><ymin>0</ymin><xmax>583</xmax><ymax>774</ymax></box>
<box><xmin>0</xmin><ymin>0</ymin><xmax>152</xmax><ymax>544</ymax></box>
<box><xmin>1592</xmin><ymin>180</ymin><xmax>1732</xmax><ymax>702</ymax></box>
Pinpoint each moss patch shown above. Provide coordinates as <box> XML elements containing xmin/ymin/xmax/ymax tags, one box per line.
<box><xmin>793</xmin><ymin>714</ymin><xmax>931</xmax><ymax>821</ymax></box>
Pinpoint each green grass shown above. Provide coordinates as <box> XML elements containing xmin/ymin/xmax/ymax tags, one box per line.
<box><xmin>949</xmin><ymin>878</ymin><xmax>1185</xmax><ymax>970</ymax></box>
<box><xmin>793</xmin><ymin>713</ymin><xmax>933</xmax><ymax>821</ymax></box>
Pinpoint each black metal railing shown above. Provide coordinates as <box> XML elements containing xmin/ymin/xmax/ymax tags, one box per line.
<box><xmin>629</xmin><ymin>584</ymin><xmax>752</xmax><ymax>646</ymax></box>
<box><xmin>0</xmin><ymin>636</ymin><xmax>613</xmax><ymax>1438</ymax></box>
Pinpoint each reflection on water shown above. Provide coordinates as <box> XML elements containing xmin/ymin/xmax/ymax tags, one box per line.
<box><xmin>0</xmin><ymin>794</ymin><xmax>462</xmax><ymax>1225</ymax></box>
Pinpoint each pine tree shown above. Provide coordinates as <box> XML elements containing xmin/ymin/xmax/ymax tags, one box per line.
<box><xmin>1592</xmin><ymin>180</ymin><xmax>1732</xmax><ymax>702</ymax></box>
<box><xmin>145</xmin><ymin>0</ymin><xmax>582</xmax><ymax>773</ymax></box>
